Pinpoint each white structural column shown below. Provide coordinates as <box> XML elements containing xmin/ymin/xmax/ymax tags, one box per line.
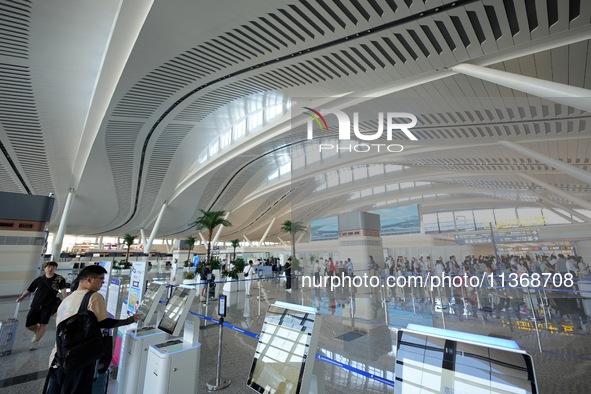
<box><xmin>198</xmin><ymin>232</ymin><xmax>207</xmax><ymax>244</ymax></box>
<box><xmin>145</xmin><ymin>202</ymin><xmax>168</xmax><ymax>254</ymax></box>
<box><xmin>211</xmin><ymin>212</ymin><xmax>230</xmax><ymax>246</ymax></box>
<box><xmin>259</xmin><ymin>218</ymin><xmax>276</xmax><ymax>244</ymax></box>
<box><xmin>499</xmin><ymin>141</ymin><xmax>591</xmax><ymax>186</ymax></box>
<box><xmin>243</xmin><ymin>235</ymin><xmax>250</xmax><ymax>247</ymax></box>
<box><xmin>139</xmin><ymin>229</ymin><xmax>147</xmax><ymax>250</ymax></box>
<box><xmin>296</xmin><ymin>228</ymin><xmax>308</xmax><ymax>244</ymax></box>
<box><xmin>51</xmin><ymin>189</ymin><xmax>75</xmax><ymax>259</ymax></box>
<box><xmin>451</xmin><ymin>63</ymin><xmax>591</xmax><ymax>113</ymax></box>
<box><xmin>518</xmin><ymin>173</ymin><xmax>591</xmax><ymax>212</ymax></box>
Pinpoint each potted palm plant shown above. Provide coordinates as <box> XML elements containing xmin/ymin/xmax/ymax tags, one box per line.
<box><xmin>281</xmin><ymin>220</ymin><xmax>305</xmax><ymax>289</ymax></box>
<box><xmin>222</xmin><ymin>257</ymin><xmax>246</xmax><ymax>292</ymax></box>
<box><xmin>123</xmin><ymin>234</ymin><xmax>135</xmax><ymax>265</ymax></box>
<box><xmin>184</xmin><ymin>235</ymin><xmax>196</xmax><ymax>267</ymax></box>
<box><xmin>191</xmin><ymin>209</ymin><xmax>232</xmax><ymax>264</ymax></box>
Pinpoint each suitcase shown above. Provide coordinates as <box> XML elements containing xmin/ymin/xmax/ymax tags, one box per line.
<box><xmin>92</xmin><ymin>367</ymin><xmax>110</xmax><ymax>394</ymax></box>
<box><xmin>0</xmin><ymin>303</ymin><xmax>20</xmax><ymax>356</ymax></box>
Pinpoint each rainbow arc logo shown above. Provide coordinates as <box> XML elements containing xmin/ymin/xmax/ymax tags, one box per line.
<box><xmin>303</xmin><ymin>107</ymin><xmax>328</xmax><ymax>131</ymax></box>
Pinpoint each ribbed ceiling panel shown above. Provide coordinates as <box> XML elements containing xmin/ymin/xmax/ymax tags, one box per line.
<box><xmin>103</xmin><ymin>120</ymin><xmax>144</xmax><ymax>222</ymax></box>
<box><xmin>0</xmin><ymin>63</ymin><xmax>53</xmax><ymax>195</ymax></box>
<box><xmin>96</xmin><ymin>0</ymin><xmax>589</xmax><ymax>234</ymax></box>
<box><xmin>0</xmin><ymin>0</ymin><xmax>30</xmax><ymax>59</ymax></box>
<box><xmin>137</xmin><ymin>123</ymin><xmax>194</xmax><ymax>220</ymax></box>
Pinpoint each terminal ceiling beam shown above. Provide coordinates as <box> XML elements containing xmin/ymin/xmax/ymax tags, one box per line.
<box><xmin>499</xmin><ymin>140</ymin><xmax>591</xmax><ymax>187</ymax></box>
<box><xmin>534</xmin><ymin>203</ymin><xmax>577</xmax><ymax>224</ymax></box>
<box><xmin>531</xmin><ymin>192</ymin><xmax>591</xmax><ymax>222</ymax></box>
<box><xmin>451</xmin><ymin>63</ymin><xmax>591</xmax><ymax>113</ymax></box>
<box><xmin>517</xmin><ymin>173</ymin><xmax>591</xmax><ymax>212</ymax></box>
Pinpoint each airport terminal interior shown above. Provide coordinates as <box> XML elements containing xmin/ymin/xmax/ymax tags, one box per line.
<box><xmin>2</xmin><ymin>0</ymin><xmax>591</xmax><ymax>393</ymax></box>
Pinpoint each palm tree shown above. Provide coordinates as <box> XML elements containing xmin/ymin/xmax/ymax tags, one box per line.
<box><xmin>230</xmin><ymin>239</ymin><xmax>240</xmax><ymax>262</ymax></box>
<box><xmin>280</xmin><ymin>220</ymin><xmax>306</xmax><ymax>263</ymax></box>
<box><xmin>123</xmin><ymin>233</ymin><xmax>135</xmax><ymax>264</ymax></box>
<box><xmin>191</xmin><ymin>209</ymin><xmax>232</xmax><ymax>264</ymax></box>
<box><xmin>185</xmin><ymin>235</ymin><xmax>196</xmax><ymax>263</ymax></box>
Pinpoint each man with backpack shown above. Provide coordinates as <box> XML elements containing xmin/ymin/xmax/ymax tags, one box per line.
<box><xmin>44</xmin><ymin>265</ymin><xmax>139</xmax><ymax>394</ymax></box>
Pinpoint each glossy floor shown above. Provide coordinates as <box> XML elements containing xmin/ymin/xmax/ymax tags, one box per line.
<box><xmin>1</xmin><ymin>275</ymin><xmax>590</xmax><ymax>393</ymax></box>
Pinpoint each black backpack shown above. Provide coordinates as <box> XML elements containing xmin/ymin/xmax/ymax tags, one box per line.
<box><xmin>55</xmin><ymin>291</ymin><xmax>105</xmax><ymax>373</ymax></box>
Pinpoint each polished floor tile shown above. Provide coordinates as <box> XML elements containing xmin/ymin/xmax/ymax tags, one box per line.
<box><xmin>1</xmin><ymin>274</ymin><xmax>591</xmax><ymax>393</ymax></box>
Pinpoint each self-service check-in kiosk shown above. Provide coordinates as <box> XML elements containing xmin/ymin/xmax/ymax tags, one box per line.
<box><xmin>247</xmin><ymin>301</ymin><xmax>324</xmax><ymax>394</ymax></box>
<box><xmin>143</xmin><ymin>286</ymin><xmax>199</xmax><ymax>394</ymax></box>
<box><xmin>395</xmin><ymin>324</ymin><xmax>539</xmax><ymax>393</ymax></box>
<box><xmin>117</xmin><ymin>283</ymin><xmax>168</xmax><ymax>394</ymax></box>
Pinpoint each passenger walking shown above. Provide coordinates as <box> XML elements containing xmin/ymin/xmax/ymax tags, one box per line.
<box><xmin>285</xmin><ymin>258</ymin><xmax>292</xmax><ymax>292</ymax></box>
<box><xmin>16</xmin><ymin>261</ymin><xmax>67</xmax><ymax>350</ymax></box>
<box><xmin>244</xmin><ymin>260</ymin><xmax>254</xmax><ymax>296</ymax></box>
<box><xmin>313</xmin><ymin>260</ymin><xmax>321</xmax><ymax>286</ymax></box>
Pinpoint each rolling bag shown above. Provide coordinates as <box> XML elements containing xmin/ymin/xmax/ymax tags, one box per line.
<box><xmin>0</xmin><ymin>302</ymin><xmax>20</xmax><ymax>356</ymax></box>
<box><xmin>92</xmin><ymin>367</ymin><xmax>110</xmax><ymax>394</ymax></box>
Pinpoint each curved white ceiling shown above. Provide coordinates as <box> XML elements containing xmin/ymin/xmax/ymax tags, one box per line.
<box><xmin>1</xmin><ymin>0</ymin><xmax>591</xmax><ymax>242</ymax></box>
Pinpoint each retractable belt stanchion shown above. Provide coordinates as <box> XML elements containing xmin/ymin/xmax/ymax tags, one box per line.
<box><xmin>257</xmin><ymin>271</ymin><xmax>263</xmax><ymax>316</ymax></box>
<box><xmin>207</xmin><ymin>294</ymin><xmax>231</xmax><ymax>391</ymax></box>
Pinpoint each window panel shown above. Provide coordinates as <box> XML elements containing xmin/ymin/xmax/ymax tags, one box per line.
<box><xmin>208</xmin><ymin>140</ymin><xmax>219</xmax><ymax>156</ymax></box>
<box><xmin>517</xmin><ymin>207</ymin><xmax>545</xmax><ymax>227</ymax></box>
<box><xmin>338</xmin><ymin>168</ymin><xmax>352</xmax><ymax>184</ymax></box>
<box><xmin>473</xmin><ymin>209</ymin><xmax>495</xmax><ymax>230</ymax></box>
<box><xmin>248</xmin><ymin>110</ymin><xmax>263</xmax><ymax>130</ymax></box>
<box><xmin>453</xmin><ymin>210</ymin><xmax>475</xmax><ymax>231</ymax></box>
<box><xmin>368</xmin><ymin>165</ymin><xmax>383</xmax><ymax>177</ymax></box>
<box><xmin>494</xmin><ymin>208</ymin><xmax>519</xmax><ymax>228</ymax></box>
<box><xmin>233</xmin><ymin>119</ymin><xmax>246</xmax><ymax>139</ymax></box>
<box><xmin>198</xmin><ymin>150</ymin><xmax>208</xmax><ymax>164</ymax></box>
<box><xmin>423</xmin><ymin>213</ymin><xmax>439</xmax><ymax>233</ymax></box>
<box><xmin>541</xmin><ymin>209</ymin><xmax>571</xmax><ymax>225</ymax></box>
<box><xmin>437</xmin><ymin>211</ymin><xmax>455</xmax><ymax>232</ymax></box>
<box><xmin>352</xmin><ymin>166</ymin><xmax>368</xmax><ymax>180</ymax></box>
<box><xmin>326</xmin><ymin>171</ymin><xmax>339</xmax><ymax>187</ymax></box>
<box><xmin>373</xmin><ymin>185</ymin><xmax>385</xmax><ymax>194</ymax></box>
<box><xmin>220</xmin><ymin>130</ymin><xmax>231</xmax><ymax>149</ymax></box>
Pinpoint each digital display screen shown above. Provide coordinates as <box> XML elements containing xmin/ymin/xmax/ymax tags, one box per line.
<box><xmin>247</xmin><ymin>305</ymin><xmax>316</xmax><ymax>394</ymax></box>
<box><xmin>136</xmin><ymin>283</ymin><xmax>161</xmax><ymax>320</ymax></box>
<box><xmin>395</xmin><ymin>330</ymin><xmax>538</xmax><ymax>393</ymax></box>
<box><xmin>158</xmin><ymin>287</ymin><xmax>192</xmax><ymax>335</ymax></box>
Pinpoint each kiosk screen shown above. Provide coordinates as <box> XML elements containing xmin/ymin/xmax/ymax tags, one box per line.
<box><xmin>158</xmin><ymin>287</ymin><xmax>192</xmax><ymax>335</ymax></box>
<box><xmin>137</xmin><ymin>283</ymin><xmax>161</xmax><ymax>319</ymax></box>
<box><xmin>247</xmin><ymin>304</ymin><xmax>316</xmax><ymax>394</ymax></box>
<box><xmin>395</xmin><ymin>326</ymin><xmax>538</xmax><ymax>393</ymax></box>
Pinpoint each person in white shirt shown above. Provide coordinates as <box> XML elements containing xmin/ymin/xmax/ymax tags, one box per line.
<box><xmin>347</xmin><ymin>258</ymin><xmax>354</xmax><ymax>277</ymax></box>
<box><xmin>313</xmin><ymin>260</ymin><xmax>321</xmax><ymax>286</ymax></box>
<box><xmin>243</xmin><ymin>260</ymin><xmax>254</xmax><ymax>296</ymax></box>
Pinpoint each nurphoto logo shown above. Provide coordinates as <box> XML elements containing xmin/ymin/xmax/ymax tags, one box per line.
<box><xmin>304</xmin><ymin>107</ymin><xmax>418</xmax><ymax>153</ymax></box>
